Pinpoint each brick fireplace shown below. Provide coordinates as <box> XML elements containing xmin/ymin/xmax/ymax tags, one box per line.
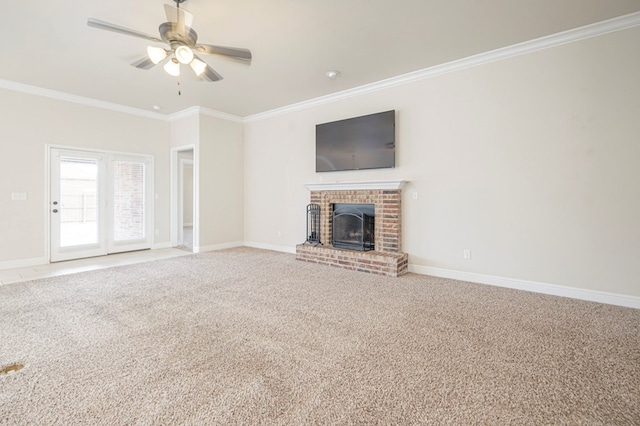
<box><xmin>296</xmin><ymin>181</ymin><xmax>409</xmax><ymax>277</ymax></box>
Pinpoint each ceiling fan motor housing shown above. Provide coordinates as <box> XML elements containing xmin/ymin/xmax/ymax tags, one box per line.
<box><xmin>159</xmin><ymin>22</ymin><xmax>198</xmax><ymax>48</ymax></box>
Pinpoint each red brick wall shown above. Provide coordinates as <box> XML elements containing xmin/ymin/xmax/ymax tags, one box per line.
<box><xmin>310</xmin><ymin>189</ymin><xmax>402</xmax><ymax>253</ymax></box>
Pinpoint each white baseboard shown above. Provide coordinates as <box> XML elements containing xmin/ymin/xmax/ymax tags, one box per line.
<box><xmin>195</xmin><ymin>241</ymin><xmax>244</xmax><ymax>253</ymax></box>
<box><xmin>0</xmin><ymin>256</ymin><xmax>48</xmax><ymax>271</ymax></box>
<box><xmin>243</xmin><ymin>241</ymin><xmax>297</xmax><ymax>254</ymax></box>
<box><xmin>409</xmin><ymin>264</ymin><xmax>640</xmax><ymax>309</ymax></box>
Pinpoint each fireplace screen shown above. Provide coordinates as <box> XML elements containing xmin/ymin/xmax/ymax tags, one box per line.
<box><xmin>332</xmin><ymin>203</ymin><xmax>375</xmax><ymax>251</ymax></box>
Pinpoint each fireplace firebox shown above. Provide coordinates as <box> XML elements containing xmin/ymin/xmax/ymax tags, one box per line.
<box><xmin>332</xmin><ymin>203</ymin><xmax>375</xmax><ymax>251</ymax></box>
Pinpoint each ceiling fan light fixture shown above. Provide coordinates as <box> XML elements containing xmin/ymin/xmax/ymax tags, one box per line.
<box><xmin>190</xmin><ymin>58</ymin><xmax>207</xmax><ymax>76</ymax></box>
<box><xmin>87</xmin><ymin>1</ymin><xmax>252</xmax><ymax>87</ymax></box>
<box><xmin>175</xmin><ymin>45</ymin><xmax>194</xmax><ymax>64</ymax></box>
<box><xmin>147</xmin><ymin>46</ymin><xmax>168</xmax><ymax>64</ymax></box>
<box><xmin>164</xmin><ymin>58</ymin><xmax>181</xmax><ymax>76</ymax></box>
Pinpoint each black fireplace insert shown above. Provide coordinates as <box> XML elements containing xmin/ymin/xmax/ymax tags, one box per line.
<box><xmin>332</xmin><ymin>203</ymin><xmax>375</xmax><ymax>251</ymax></box>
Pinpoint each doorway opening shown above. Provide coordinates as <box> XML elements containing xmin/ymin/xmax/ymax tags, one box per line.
<box><xmin>171</xmin><ymin>147</ymin><xmax>196</xmax><ymax>252</ymax></box>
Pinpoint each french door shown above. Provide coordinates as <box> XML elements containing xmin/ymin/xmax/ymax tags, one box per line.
<box><xmin>50</xmin><ymin>148</ymin><xmax>153</xmax><ymax>262</ymax></box>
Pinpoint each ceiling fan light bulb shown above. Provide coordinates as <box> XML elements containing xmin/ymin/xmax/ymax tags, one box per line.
<box><xmin>164</xmin><ymin>58</ymin><xmax>181</xmax><ymax>77</ymax></box>
<box><xmin>175</xmin><ymin>45</ymin><xmax>194</xmax><ymax>64</ymax></box>
<box><xmin>147</xmin><ymin>46</ymin><xmax>167</xmax><ymax>64</ymax></box>
<box><xmin>190</xmin><ymin>58</ymin><xmax>207</xmax><ymax>76</ymax></box>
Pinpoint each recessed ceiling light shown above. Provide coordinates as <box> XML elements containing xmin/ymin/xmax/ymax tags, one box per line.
<box><xmin>153</xmin><ymin>105</ymin><xmax>162</xmax><ymax>111</ymax></box>
<box><xmin>326</xmin><ymin>70</ymin><xmax>341</xmax><ymax>79</ymax></box>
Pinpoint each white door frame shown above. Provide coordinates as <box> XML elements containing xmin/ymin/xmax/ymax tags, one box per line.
<box><xmin>170</xmin><ymin>145</ymin><xmax>198</xmax><ymax>251</ymax></box>
<box><xmin>178</xmin><ymin>158</ymin><xmax>194</xmax><ymax>246</ymax></box>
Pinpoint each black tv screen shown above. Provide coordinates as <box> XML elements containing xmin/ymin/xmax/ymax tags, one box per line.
<box><xmin>316</xmin><ymin>110</ymin><xmax>395</xmax><ymax>172</ymax></box>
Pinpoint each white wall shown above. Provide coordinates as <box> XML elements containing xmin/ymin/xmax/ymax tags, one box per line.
<box><xmin>244</xmin><ymin>27</ymin><xmax>640</xmax><ymax>298</ymax></box>
<box><xmin>0</xmin><ymin>89</ymin><xmax>171</xmax><ymax>265</ymax></box>
<box><xmin>198</xmin><ymin>114</ymin><xmax>244</xmax><ymax>248</ymax></box>
<box><xmin>169</xmin><ymin>113</ymin><xmax>244</xmax><ymax>251</ymax></box>
<box><xmin>170</xmin><ymin>114</ymin><xmax>199</xmax><ymax>149</ymax></box>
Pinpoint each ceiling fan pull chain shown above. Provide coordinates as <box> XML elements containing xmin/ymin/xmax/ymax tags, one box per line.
<box><xmin>177</xmin><ymin>77</ymin><xmax>181</xmax><ymax>96</ymax></box>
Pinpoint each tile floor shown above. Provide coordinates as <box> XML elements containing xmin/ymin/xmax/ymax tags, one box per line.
<box><xmin>0</xmin><ymin>248</ymin><xmax>191</xmax><ymax>286</ymax></box>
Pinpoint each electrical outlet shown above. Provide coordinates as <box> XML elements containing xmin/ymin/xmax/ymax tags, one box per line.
<box><xmin>463</xmin><ymin>249</ymin><xmax>471</xmax><ymax>260</ymax></box>
<box><xmin>412</xmin><ymin>192</ymin><xmax>418</xmax><ymax>200</ymax></box>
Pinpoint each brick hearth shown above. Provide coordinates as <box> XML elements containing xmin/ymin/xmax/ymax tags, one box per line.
<box><xmin>296</xmin><ymin>181</ymin><xmax>409</xmax><ymax>277</ymax></box>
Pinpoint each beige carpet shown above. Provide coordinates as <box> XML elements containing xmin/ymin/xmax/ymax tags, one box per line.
<box><xmin>1</xmin><ymin>247</ymin><xmax>638</xmax><ymax>425</ymax></box>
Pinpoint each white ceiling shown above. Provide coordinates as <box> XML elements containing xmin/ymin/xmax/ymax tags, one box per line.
<box><xmin>3</xmin><ymin>0</ymin><xmax>640</xmax><ymax>117</ymax></box>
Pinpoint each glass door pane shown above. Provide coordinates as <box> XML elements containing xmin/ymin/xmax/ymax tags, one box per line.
<box><xmin>59</xmin><ymin>157</ymin><xmax>100</xmax><ymax>247</ymax></box>
<box><xmin>113</xmin><ymin>161</ymin><xmax>146</xmax><ymax>242</ymax></box>
<box><xmin>107</xmin><ymin>153</ymin><xmax>153</xmax><ymax>254</ymax></box>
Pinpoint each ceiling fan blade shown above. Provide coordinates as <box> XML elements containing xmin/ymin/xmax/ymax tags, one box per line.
<box><xmin>194</xmin><ymin>44</ymin><xmax>252</xmax><ymax>63</ymax></box>
<box><xmin>163</xmin><ymin>4</ymin><xmax>194</xmax><ymax>37</ymax></box>
<box><xmin>88</xmin><ymin>18</ymin><xmax>163</xmax><ymax>43</ymax></box>
<box><xmin>200</xmin><ymin>64</ymin><xmax>224</xmax><ymax>82</ymax></box>
<box><xmin>131</xmin><ymin>56</ymin><xmax>157</xmax><ymax>70</ymax></box>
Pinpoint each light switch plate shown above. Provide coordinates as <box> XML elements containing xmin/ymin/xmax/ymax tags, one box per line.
<box><xmin>12</xmin><ymin>192</ymin><xmax>27</xmax><ymax>201</ymax></box>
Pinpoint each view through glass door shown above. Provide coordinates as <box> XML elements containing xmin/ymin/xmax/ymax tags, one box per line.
<box><xmin>50</xmin><ymin>148</ymin><xmax>153</xmax><ymax>262</ymax></box>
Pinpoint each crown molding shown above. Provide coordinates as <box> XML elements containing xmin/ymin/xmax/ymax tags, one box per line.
<box><xmin>168</xmin><ymin>106</ymin><xmax>243</xmax><ymax>122</ymax></box>
<box><xmin>0</xmin><ymin>79</ymin><xmax>168</xmax><ymax>121</ymax></box>
<box><xmin>0</xmin><ymin>79</ymin><xmax>241</xmax><ymax>123</ymax></box>
<box><xmin>244</xmin><ymin>11</ymin><xmax>640</xmax><ymax>122</ymax></box>
<box><xmin>199</xmin><ymin>107</ymin><xmax>243</xmax><ymax>123</ymax></box>
<box><xmin>167</xmin><ymin>106</ymin><xmax>201</xmax><ymax>122</ymax></box>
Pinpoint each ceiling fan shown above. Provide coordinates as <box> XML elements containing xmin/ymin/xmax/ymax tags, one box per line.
<box><xmin>87</xmin><ymin>0</ymin><xmax>251</xmax><ymax>83</ymax></box>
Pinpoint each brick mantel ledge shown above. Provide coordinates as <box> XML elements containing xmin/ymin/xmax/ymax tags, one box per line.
<box><xmin>304</xmin><ymin>180</ymin><xmax>407</xmax><ymax>191</ymax></box>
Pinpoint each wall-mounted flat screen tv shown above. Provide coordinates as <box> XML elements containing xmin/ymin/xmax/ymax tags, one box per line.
<box><xmin>316</xmin><ymin>110</ymin><xmax>395</xmax><ymax>172</ymax></box>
